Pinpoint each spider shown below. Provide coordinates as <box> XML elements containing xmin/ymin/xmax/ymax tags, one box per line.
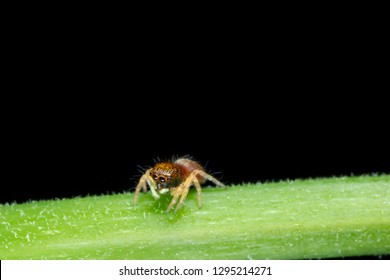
<box><xmin>133</xmin><ymin>156</ymin><xmax>225</xmax><ymax>212</ymax></box>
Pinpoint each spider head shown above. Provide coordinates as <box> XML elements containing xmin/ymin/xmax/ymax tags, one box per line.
<box><xmin>150</xmin><ymin>162</ymin><xmax>181</xmax><ymax>192</ymax></box>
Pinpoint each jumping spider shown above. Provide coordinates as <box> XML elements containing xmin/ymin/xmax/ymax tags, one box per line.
<box><xmin>133</xmin><ymin>156</ymin><xmax>225</xmax><ymax>212</ymax></box>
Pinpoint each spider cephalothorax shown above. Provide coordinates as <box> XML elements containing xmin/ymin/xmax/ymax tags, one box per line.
<box><xmin>149</xmin><ymin>162</ymin><xmax>181</xmax><ymax>191</ymax></box>
<box><xmin>133</xmin><ymin>156</ymin><xmax>225</xmax><ymax>212</ymax></box>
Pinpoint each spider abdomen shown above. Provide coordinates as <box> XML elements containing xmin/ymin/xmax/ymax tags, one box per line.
<box><xmin>174</xmin><ymin>157</ymin><xmax>206</xmax><ymax>184</ymax></box>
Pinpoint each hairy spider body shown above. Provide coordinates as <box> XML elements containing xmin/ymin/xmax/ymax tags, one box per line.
<box><xmin>133</xmin><ymin>156</ymin><xmax>225</xmax><ymax>212</ymax></box>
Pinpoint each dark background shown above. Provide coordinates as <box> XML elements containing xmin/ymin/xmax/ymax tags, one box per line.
<box><xmin>2</xmin><ymin>9</ymin><xmax>388</xmax><ymax>263</ymax></box>
<box><xmin>1</xmin><ymin>8</ymin><xmax>388</xmax><ymax>262</ymax></box>
<box><xmin>5</xmin><ymin>17</ymin><xmax>388</xmax><ymax>204</ymax></box>
<box><xmin>3</xmin><ymin>55</ymin><xmax>389</xmax><ymax>261</ymax></box>
<box><xmin>4</xmin><ymin>99</ymin><xmax>389</xmax><ymax>205</ymax></box>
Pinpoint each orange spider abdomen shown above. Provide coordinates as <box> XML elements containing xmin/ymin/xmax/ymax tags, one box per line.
<box><xmin>174</xmin><ymin>157</ymin><xmax>206</xmax><ymax>184</ymax></box>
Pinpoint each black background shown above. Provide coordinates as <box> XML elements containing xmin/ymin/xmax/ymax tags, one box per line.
<box><xmin>4</xmin><ymin>20</ymin><xmax>388</xmax><ymax>204</ymax></box>
<box><xmin>1</xmin><ymin>9</ymin><xmax>388</xmax><ymax>262</ymax></box>
<box><xmin>3</xmin><ymin>54</ymin><xmax>389</xmax><ymax>261</ymax></box>
<box><xmin>4</xmin><ymin>96</ymin><xmax>389</xmax><ymax>204</ymax></box>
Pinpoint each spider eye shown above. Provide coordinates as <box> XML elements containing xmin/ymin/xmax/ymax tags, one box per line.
<box><xmin>159</xmin><ymin>177</ymin><xmax>165</xmax><ymax>182</ymax></box>
<box><xmin>174</xmin><ymin>169</ymin><xmax>178</xmax><ymax>173</ymax></box>
<box><xmin>150</xmin><ymin>172</ymin><xmax>158</xmax><ymax>180</ymax></box>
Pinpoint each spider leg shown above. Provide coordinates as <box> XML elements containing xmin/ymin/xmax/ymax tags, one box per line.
<box><xmin>193</xmin><ymin>177</ymin><xmax>202</xmax><ymax>208</ymax></box>
<box><xmin>166</xmin><ymin>188</ymin><xmax>182</xmax><ymax>212</ymax></box>
<box><xmin>167</xmin><ymin>170</ymin><xmax>224</xmax><ymax>212</ymax></box>
<box><xmin>133</xmin><ymin>175</ymin><xmax>147</xmax><ymax>205</ymax></box>
<box><xmin>198</xmin><ymin>170</ymin><xmax>225</xmax><ymax>187</ymax></box>
<box><xmin>174</xmin><ymin>182</ymin><xmax>191</xmax><ymax>212</ymax></box>
<box><xmin>175</xmin><ymin>170</ymin><xmax>207</xmax><ymax>212</ymax></box>
<box><xmin>133</xmin><ymin>168</ymin><xmax>159</xmax><ymax>206</ymax></box>
<box><xmin>141</xmin><ymin>182</ymin><xmax>147</xmax><ymax>192</ymax></box>
<box><xmin>145</xmin><ymin>174</ymin><xmax>160</xmax><ymax>199</ymax></box>
<box><xmin>167</xmin><ymin>173</ymin><xmax>194</xmax><ymax>212</ymax></box>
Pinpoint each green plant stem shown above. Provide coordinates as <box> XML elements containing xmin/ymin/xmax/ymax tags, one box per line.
<box><xmin>1</xmin><ymin>175</ymin><xmax>389</xmax><ymax>259</ymax></box>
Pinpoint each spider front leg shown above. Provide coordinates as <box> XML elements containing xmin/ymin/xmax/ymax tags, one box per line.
<box><xmin>133</xmin><ymin>168</ymin><xmax>160</xmax><ymax>206</ymax></box>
